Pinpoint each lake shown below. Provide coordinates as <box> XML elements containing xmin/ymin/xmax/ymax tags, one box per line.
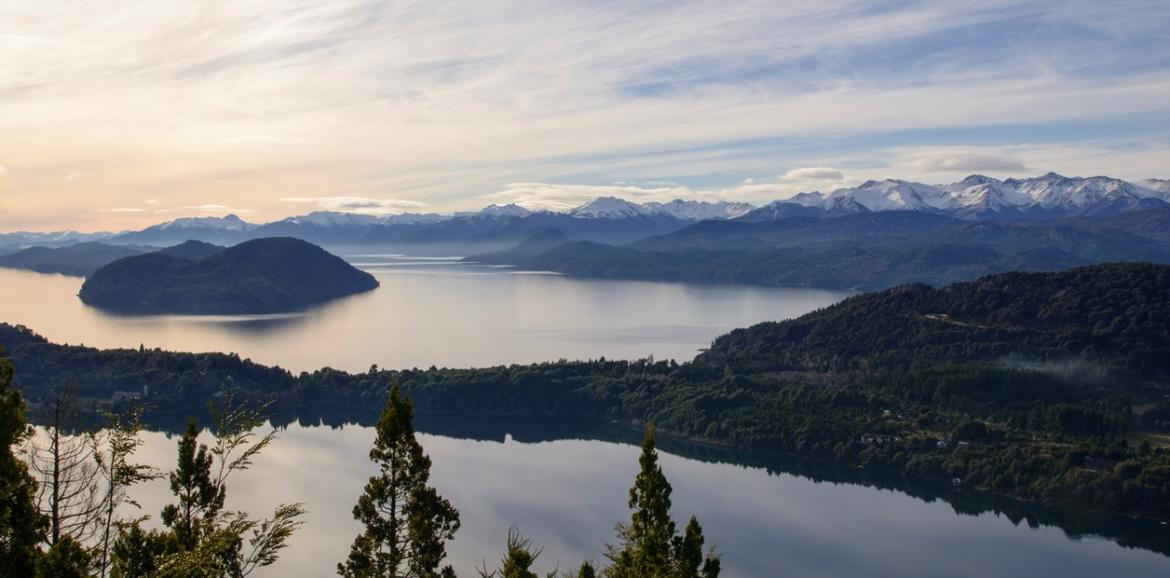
<box><xmin>0</xmin><ymin>256</ymin><xmax>846</xmax><ymax>372</ymax></box>
<box><xmin>5</xmin><ymin>258</ymin><xmax>1170</xmax><ymax>577</ymax></box>
<box><xmin>113</xmin><ymin>415</ymin><xmax>1170</xmax><ymax>578</ymax></box>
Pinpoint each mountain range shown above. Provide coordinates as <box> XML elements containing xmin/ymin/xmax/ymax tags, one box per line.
<box><xmin>757</xmin><ymin>173</ymin><xmax>1170</xmax><ymax>220</ymax></box>
<box><xmin>4</xmin><ymin>173</ymin><xmax>1166</xmax><ymax>254</ymax></box>
<box><xmin>2</xmin><ymin>172</ymin><xmax>1169</xmax><ymax>290</ymax></box>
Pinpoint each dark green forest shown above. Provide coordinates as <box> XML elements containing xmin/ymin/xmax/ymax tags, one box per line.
<box><xmin>4</xmin><ymin>262</ymin><xmax>1170</xmax><ymax>522</ymax></box>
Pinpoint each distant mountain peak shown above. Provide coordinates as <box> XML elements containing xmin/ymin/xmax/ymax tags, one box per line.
<box><xmin>478</xmin><ymin>203</ymin><xmax>532</xmax><ymax>218</ymax></box>
<box><xmin>156</xmin><ymin>213</ymin><xmax>254</xmax><ymax>231</ymax></box>
<box><xmin>281</xmin><ymin>211</ymin><xmax>381</xmax><ymax>227</ymax></box>
<box><xmin>569</xmin><ymin>196</ymin><xmax>650</xmax><ymax>218</ymax></box>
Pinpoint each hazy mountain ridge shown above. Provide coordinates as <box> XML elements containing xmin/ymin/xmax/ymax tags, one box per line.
<box><xmin>0</xmin><ymin>242</ymin><xmax>150</xmax><ymax>276</ymax></box>
<box><xmin>5</xmin><ymin>173</ymin><xmax>1168</xmax><ymax>251</ymax></box>
<box><xmin>477</xmin><ymin>208</ymin><xmax>1170</xmax><ymax>290</ymax></box>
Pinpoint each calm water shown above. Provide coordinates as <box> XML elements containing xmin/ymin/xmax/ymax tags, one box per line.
<box><xmin>108</xmin><ymin>416</ymin><xmax>1170</xmax><ymax>578</ymax></box>
<box><xmin>0</xmin><ymin>257</ymin><xmax>846</xmax><ymax>372</ymax></box>
<box><xmin>7</xmin><ymin>260</ymin><xmax>1170</xmax><ymax>576</ymax></box>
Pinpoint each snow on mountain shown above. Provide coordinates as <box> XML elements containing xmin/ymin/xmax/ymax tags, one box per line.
<box><xmin>278</xmin><ymin>211</ymin><xmax>382</xmax><ymax>228</ymax></box>
<box><xmin>643</xmin><ymin>199</ymin><xmax>756</xmax><ymax>220</ymax></box>
<box><xmin>781</xmin><ymin>173</ymin><xmax>1170</xmax><ymax>219</ymax></box>
<box><xmin>154</xmin><ymin>214</ymin><xmax>255</xmax><ymax>232</ymax></box>
<box><xmin>793</xmin><ymin>180</ymin><xmax>954</xmax><ymax>212</ymax></box>
<box><xmin>478</xmin><ymin>204</ymin><xmax>531</xmax><ymax>218</ymax></box>
<box><xmin>569</xmin><ymin>196</ymin><xmax>651</xmax><ymax>219</ymax></box>
<box><xmin>1002</xmin><ymin>173</ymin><xmax>1140</xmax><ymax>210</ymax></box>
<box><xmin>380</xmin><ymin>213</ymin><xmax>449</xmax><ymax>225</ymax></box>
<box><xmin>736</xmin><ymin>200</ymin><xmax>826</xmax><ymax>222</ymax></box>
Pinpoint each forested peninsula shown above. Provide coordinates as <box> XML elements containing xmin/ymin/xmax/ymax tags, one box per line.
<box><xmin>4</xmin><ymin>262</ymin><xmax>1170</xmax><ymax>520</ymax></box>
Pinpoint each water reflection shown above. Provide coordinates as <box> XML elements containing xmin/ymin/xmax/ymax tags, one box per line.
<box><xmin>132</xmin><ymin>412</ymin><xmax>1170</xmax><ymax>578</ymax></box>
<box><xmin>0</xmin><ymin>260</ymin><xmax>847</xmax><ymax>373</ymax></box>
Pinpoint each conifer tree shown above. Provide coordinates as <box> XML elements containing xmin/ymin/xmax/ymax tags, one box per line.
<box><xmin>339</xmin><ymin>383</ymin><xmax>460</xmax><ymax>578</ymax></box>
<box><xmin>476</xmin><ymin>526</ymin><xmax>558</xmax><ymax>578</ymax></box>
<box><xmin>606</xmin><ymin>425</ymin><xmax>719</xmax><ymax>578</ymax></box>
<box><xmin>161</xmin><ymin>420</ymin><xmax>223</xmax><ymax>550</ymax></box>
<box><xmin>607</xmin><ymin>424</ymin><xmax>675</xmax><ymax>576</ymax></box>
<box><xmin>112</xmin><ymin>395</ymin><xmax>304</xmax><ymax>578</ymax></box>
<box><xmin>671</xmin><ymin>517</ymin><xmax>718</xmax><ymax>578</ymax></box>
<box><xmin>0</xmin><ymin>354</ymin><xmax>45</xmax><ymax>577</ymax></box>
<box><xmin>36</xmin><ymin>535</ymin><xmax>92</xmax><ymax>578</ymax></box>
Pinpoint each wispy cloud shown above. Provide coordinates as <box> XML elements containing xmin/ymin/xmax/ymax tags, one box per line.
<box><xmin>902</xmin><ymin>150</ymin><xmax>1028</xmax><ymax>173</ymax></box>
<box><xmin>281</xmin><ymin>196</ymin><xmax>428</xmax><ymax>215</ymax></box>
<box><xmin>1</xmin><ymin>0</ymin><xmax>1168</xmax><ymax>229</ymax></box>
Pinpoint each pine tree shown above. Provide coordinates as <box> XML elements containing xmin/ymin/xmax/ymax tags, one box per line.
<box><xmin>0</xmin><ymin>354</ymin><xmax>46</xmax><ymax>577</ymax></box>
<box><xmin>36</xmin><ymin>535</ymin><xmax>92</xmax><ymax>578</ymax></box>
<box><xmin>671</xmin><ymin>517</ymin><xmax>718</xmax><ymax>578</ymax></box>
<box><xmin>113</xmin><ymin>395</ymin><xmax>304</xmax><ymax>578</ymax></box>
<box><xmin>339</xmin><ymin>383</ymin><xmax>460</xmax><ymax>578</ymax></box>
<box><xmin>476</xmin><ymin>527</ymin><xmax>556</xmax><ymax>578</ymax></box>
<box><xmin>161</xmin><ymin>419</ymin><xmax>224</xmax><ymax>550</ymax></box>
<box><xmin>607</xmin><ymin>424</ymin><xmax>675</xmax><ymax>577</ymax></box>
<box><xmin>671</xmin><ymin>517</ymin><xmax>704</xmax><ymax>578</ymax></box>
<box><xmin>606</xmin><ymin>425</ymin><xmax>720</xmax><ymax>578</ymax></box>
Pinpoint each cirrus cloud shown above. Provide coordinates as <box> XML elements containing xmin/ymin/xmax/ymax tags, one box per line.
<box><xmin>281</xmin><ymin>196</ymin><xmax>429</xmax><ymax>215</ymax></box>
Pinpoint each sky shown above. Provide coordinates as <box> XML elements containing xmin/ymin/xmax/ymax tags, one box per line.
<box><xmin>1</xmin><ymin>0</ymin><xmax>1169</xmax><ymax>231</ymax></box>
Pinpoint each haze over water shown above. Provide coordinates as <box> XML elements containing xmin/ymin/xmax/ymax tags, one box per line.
<box><xmin>0</xmin><ymin>255</ymin><xmax>848</xmax><ymax>372</ymax></box>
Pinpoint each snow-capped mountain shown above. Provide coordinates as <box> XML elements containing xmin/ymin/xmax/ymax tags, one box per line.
<box><xmin>380</xmin><ymin>213</ymin><xmax>449</xmax><ymax>225</ymax></box>
<box><xmin>780</xmin><ymin>173</ymin><xmax>1170</xmax><ymax>220</ymax></box>
<box><xmin>112</xmin><ymin>214</ymin><xmax>258</xmax><ymax>245</ymax></box>
<box><xmin>569</xmin><ymin>197</ymin><xmax>652</xmax><ymax>219</ymax></box>
<box><xmin>276</xmin><ymin>211</ymin><xmax>381</xmax><ymax>228</ymax></box>
<box><xmin>793</xmin><ymin>179</ymin><xmax>953</xmax><ymax>212</ymax></box>
<box><xmin>7</xmin><ymin>173</ymin><xmax>1168</xmax><ymax>252</ymax></box>
<box><xmin>643</xmin><ymin>199</ymin><xmax>755</xmax><ymax>220</ymax></box>
<box><xmin>475</xmin><ymin>204</ymin><xmax>532</xmax><ymax>218</ymax></box>
<box><xmin>737</xmin><ymin>200</ymin><xmax>829</xmax><ymax>222</ymax></box>
<box><xmin>567</xmin><ymin>197</ymin><xmax>755</xmax><ymax>220</ymax></box>
<box><xmin>152</xmin><ymin>214</ymin><xmax>255</xmax><ymax>232</ymax></box>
